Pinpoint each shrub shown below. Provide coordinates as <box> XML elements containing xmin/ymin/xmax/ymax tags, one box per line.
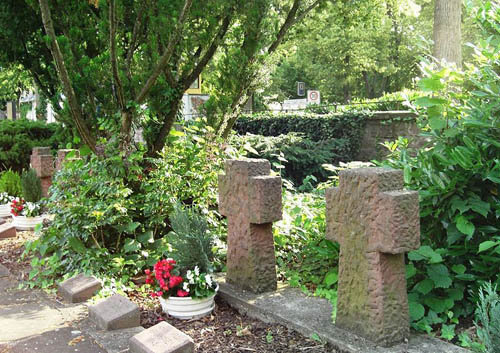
<box><xmin>475</xmin><ymin>282</ymin><xmax>500</xmax><ymax>353</ymax></box>
<box><xmin>0</xmin><ymin>170</ymin><xmax>22</xmax><ymax>197</ymax></box>
<box><xmin>381</xmin><ymin>0</ymin><xmax>500</xmax><ymax>338</ymax></box>
<box><xmin>231</xmin><ymin>133</ymin><xmax>346</xmax><ymax>186</ymax></box>
<box><xmin>168</xmin><ymin>204</ymin><xmax>215</xmax><ymax>274</ymax></box>
<box><xmin>0</xmin><ymin>119</ymin><xmax>71</xmax><ymax>172</ymax></box>
<box><xmin>21</xmin><ymin>169</ymin><xmax>42</xmax><ymax>202</ymax></box>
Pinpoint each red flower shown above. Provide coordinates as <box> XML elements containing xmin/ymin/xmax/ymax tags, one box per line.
<box><xmin>177</xmin><ymin>290</ymin><xmax>189</xmax><ymax>297</ymax></box>
<box><xmin>145</xmin><ymin>269</ymin><xmax>150</xmax><ymax>275</ymax></box>
<box><xmin>156</xmin><ymin>291</ymin><xmax>163</xmax><ymax>297</ymax></box>
<box><xmin>169</xmin><ymin>276</ymin><xmax>183</xmax><ymax>288</ymax></box>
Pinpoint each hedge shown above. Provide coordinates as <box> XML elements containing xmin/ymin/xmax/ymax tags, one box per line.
<box><xmin>0</xmin><ymin>119</ymin><xmax>72</xmax><ymax>172</ymax></box>
<box><xmin>233</xmin><ymin>112</ymin><xmax>370</xmax><ymax>185</ymax></box>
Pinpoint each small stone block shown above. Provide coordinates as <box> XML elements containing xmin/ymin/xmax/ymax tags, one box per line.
<box><xmin>225</xmin><ymin>159</ymin><xmax>271</xmax><ymax>178</ymax></box>
<box><xmin>89</xmin><ymin>294</ymin><xmax>140</xmax><ymax>331</ymax></box>
<box><xmin>0</xmin><ymin>224</ymin><xmax>16</xmax><ymax>239</ymax></box>
<box><xmin>373</xmin><ymin>190</ymin><xmax>421</xmax><ymax>254</ymax></box>
<box><xmin>58</xmin><ymin>274</ymin><xmax>101</xmax><ymax>303</ymax></box>
<box><xmin>248</xmin><ymin>176</ymin><xmax>282</xmax><ymax>224</ymax></box>
<box><xmin>325</xmin><ymin>187</ymin><xmax>340</xmax><ymax>243</ymax></box>
<box><xmin>129</xmin><ymin>321</ymin><xmax>194</xmax><ymax>353</ymax></box>
<box><xmin>32</xmin><ymin>147</ymin><xmax>51</xmax><ymax>157</ymax></box>
<box><xmin>218</xmin><ymin>174</ymin><xmax>229</xmax><ymax>217</ymax></box>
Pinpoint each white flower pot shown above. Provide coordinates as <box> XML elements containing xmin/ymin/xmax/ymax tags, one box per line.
<box><xmin>12</xmin><ymin>215</ymin><xmax>43</xmax><ymax>231</ymax></box>
<box><xmin>159</xmin><ymin>291</ymin><xmax>216</xmax><ymax>320</ymax></box>
<box><xmin>0</xmin><ymin>204</ymin><xmax>11</xmax><ymax>218</ymax></box>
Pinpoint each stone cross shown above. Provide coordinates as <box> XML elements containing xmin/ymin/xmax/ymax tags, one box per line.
<box><xmin>326</xmin><ymin>167</ymin><xmax>420</xmax><ymax>347</ymax></box>
<box><xmin>219</xmin><ymin>159</ymin><xmax>282</xmax><ymax>293</ymax></box>
<box><xmin>30</xmin><ymin>147</ymin><xmax>54</xmax><ymax>197</ymax></box>
<box><xmin>56</xmin><ymin>149</ymin><xmax>80</xmax><ymax>171</ymax></box>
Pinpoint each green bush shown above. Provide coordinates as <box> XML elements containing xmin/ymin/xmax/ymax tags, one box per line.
<box><xmin>232</xmin><ymin>133</ymin><xmax>347</xmax><ymax>186</ymax></box>
<box><xmin>23</xmin><ymin>119</ymin><xmax>242</xmax><ymax>286</ymax></box>
<box><xmin>233</xmin><ymin>112</ymin><xmax>368</xmax><ymax>185</ymax></box>
<box><xmin>0</xmin><ymin>170</ymin><xmax>22</xmax><ymax>197</ymax></box>
<box><xmin>0</xmin><ymin>119</ymin><xmax>71</xmax><ymax>172</ymax></box>
<box><xmin>475</xmin><ymin>283</ymin><xmax>500</xmax><ymax>353</ymax></box>
<box><xmin>381</xmin><ymin>1</ymin><xmax>500</xmax><ymax>340</ymax></box>
<box><xmin>21</xmin><ymin>169</ymin><xmax>42</xmax><ymax>202</ymax></box>
<box><xmin>168</xmin><ymin>204</ymin><xmax>215</xmax><ymax>274</ymax></box>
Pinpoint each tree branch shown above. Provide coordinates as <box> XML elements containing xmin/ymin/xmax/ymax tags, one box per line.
<box><xmin>109</xmin><ymin>0</ymin><xmax>125</xmax><ymax>110</ymax></box>
<box><xmin>182</xmin><ymin>14</ymin><xmax>232</xmax><ymax>90</ymax></box>
<box><xmin>38</xmin><ymin>0</ymin><xmax>96</xmax><ymax>152</ymax></box>
<box><xmin>135</xmin><ymin>0</ymin><xmax>193</xmax><ymax>104</ymax></box>
<box><xmin>268</xmin><ymin>0</ymin><xmax>323</xmax><ymax>54</ymax></box>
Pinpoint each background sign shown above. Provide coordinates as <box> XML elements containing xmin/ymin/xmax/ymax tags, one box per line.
<box><xmin>307</xmin><ymin>90</ymin><xmax>320</xmax><ymax>105</ymax></box>
<box><xmin>297</xmin><ymin>82</ymin><xmax>305</xmax><ymax>96</ymax></box>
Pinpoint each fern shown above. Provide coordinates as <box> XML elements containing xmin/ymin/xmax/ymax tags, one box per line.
<box><xmin>168</xmin><ymin>204</ymin><xmax>214</xmax><ymax>274</ymax></box>
<box><xmin>475</xmin><ymin>282</ymin><xmax>500</xmax><ymax>353</ymax></box>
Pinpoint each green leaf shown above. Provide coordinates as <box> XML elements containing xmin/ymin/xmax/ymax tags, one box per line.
<box><xmin>429</xmin><ymin>117</ymin><xmax>447</xmax><ymax>130</ymax></box>
<box><xmin>478</xmin><ymin>240</ymin><xmax>498</xmax><ymax>253</ymax></box>
<box><xmin>441</xmin><ymin>324</ymin><xmax>456</xmax><ymax>341</ymax></box>
<box><xmin>456</xmin><ymin>216</ymin><xmax>475</xmax><ymax>237</ymax></box>
<box><xmin>424</xmin><ymin>297</ymin><xmax>447</xmax><ymax>313</ymax></box>
<box><xmin>125</xmin><ymin>222</ymin><xmax>140</xmax><ymax>233</ymax></box>
<box><xmin>138</xmin><ymin>231</ymin><xmax>154</xmax><ymax>244</ymax></box>
<box><xmin>451</xmin><ymin>264</ymin><xmax>466</xmax><ymax>274</ymax></box>
<box><xmin>68</xmin><ymin>237</ymin><xmax>86</xmax><ymax>254</ymax></box>
<box><xmin>123</xmin><ymin>239</ymin><xmax>141</xmax><ymax>253</ymax></box>
<box><xmin>414</xmin><ymin>279</ymin><xmax>434</xmax><ymax>295</ymax></box>
<box><xmin>418</xmin><ymin>77</ymin><xmax>445</xmax><ymax>92</ymax></box>
<box><xmin>324</xmin><ymin>270</ymin><xmax>338</xmax><ymax>286</ymax></box>
<box><xmin>409</xmin><ymin>301</ymin><xmax>425</xmax><ymax>321</ymax></box>
<box><xmin>406</xmin><ymin>263</ymin><xmax>417</xmax><ymax>279</ymax></box>
<box><xmin>427</xmin><ymin>264</ymin><xmax>452</xmax><ymax>288</ymax></box>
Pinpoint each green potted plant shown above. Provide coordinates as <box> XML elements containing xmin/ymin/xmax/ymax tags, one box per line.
<box><xmin>0</xmin><ymin>170</ymin><xmax>22</xmax><ymax>217</ymax></box>
<box><xmin>144</xmin><ymin>204</ymin><xmax>218</xmax><ymax>319</ymax></box>
<box><xmin>11</xmin><ymin>198</ymin><xmax>43</xmax><ymax>230</ymax></box>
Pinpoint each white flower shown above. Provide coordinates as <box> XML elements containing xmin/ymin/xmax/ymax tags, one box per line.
<box><xmin>194</xmin><ymin>266</ymin><xmax>200</xmax><ymax>276</ymax></box>
<box><xmin>186</xmin><ymin>270</ymin><xmax>195</xmax><ymax>284</ymax></box>
<box><xmin>205</xmin><ymin>274</ymin><xmax>212</xmax><ymax>287</ymax></box>
<box><xmin>183</xmin><ymin>282</ymin><xmax>190</xmax><ymax>292</ymax></box>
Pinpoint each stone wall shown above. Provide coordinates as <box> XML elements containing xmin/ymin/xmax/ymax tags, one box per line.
<box><xmin>356</xmin><ymin>111</ymin><xmax>425</xmax><ymax>161</ymax></box>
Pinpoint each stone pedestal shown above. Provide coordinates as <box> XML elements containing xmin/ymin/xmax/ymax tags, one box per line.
<box><xmin>30</xmin><ymin>147</ymin><xmax>54</xmax><ymax>197</ymax></box>
<box><xmin>219</xmin><ymin>159</ymin><xmax>282</xmax><ymax>293</ymax></box>
<box><xmin>326</xmin><ymin>167</ymin><xmax>420</xmax><ymax>347</ymax></box>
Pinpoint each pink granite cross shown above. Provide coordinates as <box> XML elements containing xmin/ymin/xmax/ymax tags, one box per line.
<box><xmin>30</xmin><ymin>147</ymin><xmax>54</xmax><ymax>197</ymax></box>
<box><xmin>326</xmin><ymin>167</ymin><xmax>420</xmax><ymax>347</ymax></box>
<box><xmin>219</xmin><ymin>159</ymin><xmax>282</xmax><ymax>293</ymax></box>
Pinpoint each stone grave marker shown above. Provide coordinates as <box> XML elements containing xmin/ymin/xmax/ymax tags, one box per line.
<box><xmin>326</xmin><ymin>167</ymin><xmax>420</xmax><ymax>347</ymax></box>
<box><xmin>219</xmin><ymin>159</ymin><xmax>282</xmax><ymax>293</ymax></box>
<box><xmin>0</xmin><ymin>224</ymin><xmax>16</xmax><ymax>239</ymax></box>
<box><xmin>58</xmin><ymin>273</ymin><xmax>101</xmax><ymax>303</ymax></box>
<box><xmin>56</xmin><ymin>149</ymin><xmax>80</xmax><ymax>171</ymax></box>
<box><xmin>129</xmin><ymin>321</ymin><xmax>194</xmax><ymax>353</ymax></box>
<box><xmin>89</xmin><ymin>294</ymin><xmax>140</xmax><ymax>330</ymax></box>
<box><xmin>30</xmin><ymin>147</ymin><xmax>54</xmax><ymax>197</ymax></box>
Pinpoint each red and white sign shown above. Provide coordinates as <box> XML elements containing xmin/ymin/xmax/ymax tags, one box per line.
<box><xmin>307</xmin><ymin>90</ymin><xmax>320</xmax><ymax>105</ymax></box>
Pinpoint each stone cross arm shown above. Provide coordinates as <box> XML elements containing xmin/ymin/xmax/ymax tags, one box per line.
<box><xmin>218</xmin><ymin>159</ymin><xmax>282</xmax><ymax>224</ymax></box>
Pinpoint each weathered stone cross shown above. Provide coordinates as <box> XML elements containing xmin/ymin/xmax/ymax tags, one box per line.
<box><xmin>326</xmin><ymin>167</ymin><xmax>420</xmax><ymax>347</ymax></box>
<box><xmin>219</xmin><ymin>159</ymin><xmax>282</xmax><ymax>293</ymax></box>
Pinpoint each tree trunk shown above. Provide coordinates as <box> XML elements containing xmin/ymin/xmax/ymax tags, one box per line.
<box><xmin>433</xmin><ymin>0</ymin><xmax>462</xmax><ymax>68</ymax></box>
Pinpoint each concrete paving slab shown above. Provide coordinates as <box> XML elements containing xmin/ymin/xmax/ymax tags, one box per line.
<box><xmin>0</xmin><ymin>326</ymin><xmax>106</xmax><ymax>353</ymax></box>
<box><xmin>89</xmin><ymin>294</ymin><xmax>140</xmax><ymax>331</ymax></box>
<box><xmin>0</xmin><ymin>263</ymin><xmax>10</xmax><ymax>277</ymax></box>
<box><xmin>58</xmin><ymin>274</ymin><xmax>102</xmax><ymax>303</ymax></box>
<box><xmin>216</xmin><ymin>274</ymin><xmax>471</xmax><ymax>353</ymax></box>
<box><xmin>0</xmin><ymin>300</ymin><xmax>87</xmax><ymax>343</ymax></box>
<box><xmin>129</xmin><ymin>321</ymin><xmax>194</xmax><ymax>353</ymax></box>
<box><xmin>81</xmin><ymin>318</ymin><xmax>144</xmax><ymax>353</ymax></box>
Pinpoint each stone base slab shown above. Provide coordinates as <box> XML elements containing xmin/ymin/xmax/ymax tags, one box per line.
<box><xmin>0</xmin><ymin>224</ymin><xmax>16</xmax><ymax>239</ymax></box>
<box><xmin>58</xmin><ymin>274</ymin><xmax>101</xmax><ymax>303</ymax></box>
<box><xmin>129</xmin><ymin>321</ymin><xmax>194</xmax><ymax>353</ymax></box>
<box><xmin>215</xmin><ymin>274</ymin><xmax>470</xmax><ymax>353</ymax></box>
<box><xmin>89</xmin><ymin>294</ymin><xmax>140</xmax><ymax>331</ymax></box>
